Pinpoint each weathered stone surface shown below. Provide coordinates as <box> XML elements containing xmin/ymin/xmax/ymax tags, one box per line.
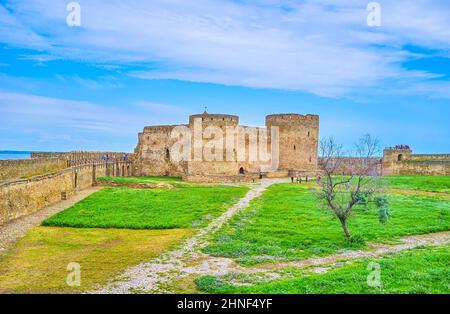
<box><xmin>382</xmin><ymin>148</ymin><xmax>450</xmax><ymax>176</ymax></box>
<box><xmin>134</xmin><ymin>112</ymin><xmax>320</xmax><ymax>181</ymax></box>
<box><xmin>0</xmin><ymin>158</ymin><xmax>68</xmax><ymax>182</ymax></box>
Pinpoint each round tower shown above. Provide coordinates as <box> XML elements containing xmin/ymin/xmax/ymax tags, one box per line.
<box><xmin>266</xmin><ymin>114</ymin><xmax>319</xmax><ymax>174</ymax></box>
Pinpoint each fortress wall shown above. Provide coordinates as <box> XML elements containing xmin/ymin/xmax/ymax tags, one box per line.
<box><xmin>0</xmin><ymin>158</ymin><xmax>68</xmax><ymax>182</ymax></box>
<box><xmin>383</xmin><ymin>161</ymin><xmax>450</xmax><ymax>176</ymax></box>
<box><xmin>31</xmin><ymin>151</ymin><xmax>132</xmax><ymax>162</ymax></box>
<box><xmin>318</xmin><ymin>157</ymin><xmax>383</xmax><ymax>176</ymax></box>
<box><xmin>134</xmin><ymin>125</ymin><xmax>188</xmax><ymax>176</ymax></box>
<box><xmin>134</xmin><ymin>113</ymin><xmax>321</xmax><ymax>179</ymax></box>
<box><xmin>0</xmin><ymin>161</ymin><xmax>131</xmax><ymax>226</ymax></box>
<box><xmin>407</xmin><ymin>154</ymin><xmax>450</xmax><ymax>161</ymax></box>
<box><xmin>236</xmin><ymin>126</ymin><xmax>273</xmax><ymax>174</ymax></box>
<box><xmin>382</xmin><ymin>148</ymin><xmax>450</xmax><ymax>176</ymax></box>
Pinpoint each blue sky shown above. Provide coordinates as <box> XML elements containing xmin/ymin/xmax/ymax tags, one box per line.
<box><xmin>0</xmin><ymin>0</ymin><xmax>449</xmax><ymax>153</ymax></box>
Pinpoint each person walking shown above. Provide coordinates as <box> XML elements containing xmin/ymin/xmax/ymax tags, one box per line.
<box><xmin>291</xmin><ymin>176</ymin><xmax>295</xmax><ymax>183</ymax></box>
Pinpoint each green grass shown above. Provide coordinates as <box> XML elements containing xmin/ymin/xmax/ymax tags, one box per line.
<box><xmin>196</xmin><ymin>245</ymin><xmax>450</xmax><ymax>294</ymax></box>
<box><xmin>0</xmin><ymin>226</ymin><xmax>193</xmax><ymax>293</ymax></box>
<box><xmin>385</xmin><ymin>175</ymin><xmax>450</xmax><ymax>193</ymax></box>
<box><xmin>203</xmin><ymin>184</ymin><xmax>450</xmax><ymax>265</ymax></box>
<box><xmin>98</xmin><ymin>176</ymin><xmax>182</xmax><ymax>184</ymax></box>
<box><xmin>97</xmin><ymin>176</ymin><xmax>197</xmax><ymax>188</ymax></box>
<box><xmin>42</xmin><ymin>186</ymin><xmax>249</xmax><ymax>229</ymax></box>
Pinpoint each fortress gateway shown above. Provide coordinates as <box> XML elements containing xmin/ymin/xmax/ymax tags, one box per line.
<box><xmin>134</xmin><ymin>112</ymin><xmax>320</xmax><ymax>182</ymax></box>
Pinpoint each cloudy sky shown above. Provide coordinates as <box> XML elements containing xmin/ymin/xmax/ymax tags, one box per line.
<box><xmin>0</xmin><ymin>0</ymin><xmax>449</xmax><ymax>153</ymax></box>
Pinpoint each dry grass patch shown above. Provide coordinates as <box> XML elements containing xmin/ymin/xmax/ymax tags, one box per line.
<box><xmin>0</xmin><ymin>226</ymin><xmax>193</xmax><ymax>293</ymax></box>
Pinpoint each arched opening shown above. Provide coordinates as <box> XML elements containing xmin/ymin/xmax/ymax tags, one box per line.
<box><xmin>239</xmin><ymin>167</ymin><xmax>245</xmax><ymax>175</ymax></box>
<box><xmin>294</xmin><ymin>145</ymin><xmax>296</xmax><ymax>150</ymax></box>
<box><xmin>165</xmin><ymin>148</ymin><xmax>170</xmax><ymax>162</ymax></box>
<box><xmin>398</xmin><ymin>154</ymin><xmax>403</xmax><ymax>161</ymax></box>
<box><xmin>308</xmin><ymin>131</ymin><xmax>310</xmax><ymax>137</ymax></box>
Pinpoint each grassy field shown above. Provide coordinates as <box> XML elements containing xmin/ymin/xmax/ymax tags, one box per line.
<box><xmin>196</xmin><ymin>245</ymin><xmax>450</xmax><ymax>294</ymax></box>
<box><xmin>203</xmin><ymin>183</ymin><xmax>450</xmax><ymax>265</ymax></box>
<box><xmin>98</xmin><ymin>176</ymin><xmax>182</xmax><ymax>184</ymax></box>
<box><xmin>97</xmin><ymin>176</ymin><xmax>196</xmax><ymax>188</ymax></box>
<box><xmin>0</xmin><ymin>227</ymin><xmax>193</xmax><ymax>293</ymax></box>
<box><xmin>43</xmin><ymin>186</ymin><xmax>249</xmax><ymax>229</ymax></box>
<box><xmin>385</xmin><ymin>175</ymin><xmax>450</xmax><ymax>193</ymax></box>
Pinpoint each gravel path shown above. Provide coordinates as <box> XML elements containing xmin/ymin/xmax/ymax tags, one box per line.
<box><xmin>0</xmin><ymin>187</ymin><xmax>102</xmax><ymax>253</ymax></box>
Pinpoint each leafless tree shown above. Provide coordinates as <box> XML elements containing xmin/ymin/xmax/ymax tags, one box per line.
<box><xmin>317</xmin><ymin>134</ymin><xmax>386</xmax><ymax>238</ymax></box>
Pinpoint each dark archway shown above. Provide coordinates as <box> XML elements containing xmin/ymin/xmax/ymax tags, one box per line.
<box><xmin>239</xmin><ymin>167</ymin><xmax>245</xmax><ymax>175</ymax></box>
<box><xmin>398</xmin><ymin>154</ymin><xmax>403</xmax><ymax>161</ymax></box>
<box><xmin>165</xmin><ymin>148</ymin><xmax>170</xmax><ymax>162</ymax></box>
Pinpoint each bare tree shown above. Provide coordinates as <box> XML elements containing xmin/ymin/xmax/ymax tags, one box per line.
<box><xmin>317</xmin><ymin>134</ymin><xmax>386</xmax><ymax>238</ymax></box>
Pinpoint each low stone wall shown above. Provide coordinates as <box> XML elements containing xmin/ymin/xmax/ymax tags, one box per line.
<box><xmin>318</xmin><ymin>157</ymin><xmax>382</xmax><ymax>176</ymax></box>
<box><xmin>0</xmin><ymin>161</ymin><xmax>132</xmax><ymax>226</ymax></box>
<box><xmin>384</xmin><ymin>161</ymin><xmax>450</xmax><ymax>176</ymax></box>
<box><xmin>0</xmin><ymin>158</ymin><xmax>68</xmax><ymax>182</ymax></box>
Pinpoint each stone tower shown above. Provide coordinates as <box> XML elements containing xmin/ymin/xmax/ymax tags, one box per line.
<box><xmin>382</xmin><ymin>146</ymin><xmax>412</xmax><ymax>176</ymax></box>
<box><xmin>265</xmin><ymin>114</ymin><xmax>319</xmax><ymax>175</ymax></box>
<box><xmin>187</xmin><ymin>112</ymin><xmax>240</xmax><ymax>176</ymax></box>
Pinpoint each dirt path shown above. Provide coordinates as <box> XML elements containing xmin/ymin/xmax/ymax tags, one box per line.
<box><xmin>0</xmin><ymin>187</ymin><xmax>102</xmax><ymax>254</ymax></box>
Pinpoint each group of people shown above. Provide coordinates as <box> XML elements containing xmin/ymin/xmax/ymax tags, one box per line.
<box><xmin>291</xmin><ymin>176</ymin><xmax>309</xmax><ymax>184</ymax></box>
<box><xmin>101</xmin><ymin>153</ymin><xmax>128</xmax><ymax>162</ymax></box>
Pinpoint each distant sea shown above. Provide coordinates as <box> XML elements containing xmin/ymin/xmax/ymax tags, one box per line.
<box><xmin>0</xmin><ymin>151</ymin><xmax>32</xmax><ymax>160</ymax></box>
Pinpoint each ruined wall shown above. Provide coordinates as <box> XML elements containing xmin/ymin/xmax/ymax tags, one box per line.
<box><xmin>0</xmin><ymin>161</ymin><xmax>131</xmax><ymax>226</ymax></box>
<box><xmin>0</xmin><ymin>158</ymin><xmax>68</xmax><ymax>182</ymax></box>
<box><xmin>382</xmin><ymin>148</ymin><xmax>450</xmax><ymax>176</ymax></box>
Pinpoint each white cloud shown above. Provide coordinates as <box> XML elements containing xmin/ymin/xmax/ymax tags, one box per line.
<box><xmin>0</xmin><ymin>0</ymin><xmax>450</xmax><ymax>96</ymax></box>
<box><xmin>0</xmin><ymin>90</ymin><xmax>186</xmax><ymax>133</ymax></box>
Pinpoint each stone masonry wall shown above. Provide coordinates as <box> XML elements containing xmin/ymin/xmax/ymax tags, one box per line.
<box><xmin>384</xmin><ymin>161</ymin><xmax>450</xmax><ymax>176</ymax></box>
<box><xmin>0</xmin><ymin>161</ymin><xmax>131</xmax><ymax>226</ymax></box>
<box><xmin>0</xmin><ymin>158</ymin><xmax>68</xmax><ymax>182</ymax></box>
<box><xmin>134</xmin><ymin>112</ymin><xmax>320</xmax><ymax>179</ymax></box>
<box><xmin>318</xmin><ymin>157</ymin><xmax>383</xmax><ymax>176</ymax></box>
<box><xmin>382</xmin><ymin>148</ymin><xmax>450</xmax><ymax>176</ymax></box>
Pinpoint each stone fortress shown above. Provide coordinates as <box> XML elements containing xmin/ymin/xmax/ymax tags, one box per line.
<box><xmin>1</xmin><ymin>111</ymin><xmax>449</xmax><ymax>226</ymax></box>
<box><xmin>133</xmin><ymin>112</ymin><xmax>320</xmax><ymax>182</ymax></box>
